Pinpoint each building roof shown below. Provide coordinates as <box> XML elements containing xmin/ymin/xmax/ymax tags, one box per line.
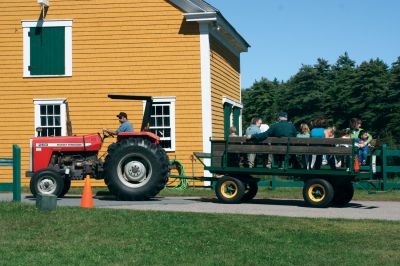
<box><xmin>168</xmin><ymin>0</ymin><xmax>250</xmax><ymax>53</ymax></box>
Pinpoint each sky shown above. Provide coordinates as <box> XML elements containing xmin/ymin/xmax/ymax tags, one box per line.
<box><xmin>206</xmin><ymin>0</ymin><xmax>400</xmax><ymax>88</ymax></box>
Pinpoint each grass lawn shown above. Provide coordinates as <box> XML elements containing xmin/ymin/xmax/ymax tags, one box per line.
<box><xmin>0</xmin><ymin>202</ymin><xmax>399</xmax><ymax>265</ymax></box>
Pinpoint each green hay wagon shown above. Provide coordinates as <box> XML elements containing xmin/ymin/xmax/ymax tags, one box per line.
<box><xmin>193</xmin><ymin>137</ymin><xmax>400</xmax><ymax>207</ymax></box>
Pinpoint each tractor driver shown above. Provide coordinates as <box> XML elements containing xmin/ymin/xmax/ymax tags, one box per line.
<box><xmin>103</xmin><ymin>112</ymin><xmax>134</xmax><ymax>136</ymax></box>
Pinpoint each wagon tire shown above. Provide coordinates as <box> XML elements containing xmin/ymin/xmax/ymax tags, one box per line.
<box><xmin>303</xmin><ymin>178</ymin><xmax>334</xmax><ymax>208</ymax></box>
<box><xmin>104</xmin><ymin>138</ymin><xmax>169</xmax><ymax>200</ymax></box>
<box><xmin>215</xmin><ymin>176</ymin><xmax>245</xmax><ymax>204</ymax></box>
<box><xmin>332</xmin><ymin>182</ymin><xmax>354</xmax><ymax>206</ymax></box>
<box><xmin>242</xmin><ymin>180</ymin><xmax>258</xmax><ymax>202</ymax></box>
<box><xmin>30</xmin><ymin>169</ymin><xmax>65</xmax><ymax>198</ymax></box>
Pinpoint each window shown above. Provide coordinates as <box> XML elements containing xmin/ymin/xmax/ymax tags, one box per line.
<box><xmin>147</xmin><ymin>97</ymin><xmax>176</xmax><ymax>151</ymax></box>
<box><xmin>34</xmin><ymin>99</ymin><xmax>67</xmax><ymax>137</ymax></box>
<box><xmin>22</xmin><ymin>20</ymin><xmax>72</xmax><ymax>77</ymax></box>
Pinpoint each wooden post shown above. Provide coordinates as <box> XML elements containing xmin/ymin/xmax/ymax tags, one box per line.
<box><xmin>12</xmin><ymin>145</ymin><xmax>21</xmax><ymax>202</ymax></box>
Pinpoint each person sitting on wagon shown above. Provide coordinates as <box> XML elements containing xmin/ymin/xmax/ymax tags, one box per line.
<box><xmin>355</xmin><ymin>130</ymin><xmax>370</xmax><ymax>165</ymax></box>
<box><xmin>245</xmin><ymin>117</ymin><xmax>262</xmax><ymax>168</ymax></box>
<box><xmin>247</xmin><ymin>112</ymin><xmax>297</xmax><ymax>168</ymax></box>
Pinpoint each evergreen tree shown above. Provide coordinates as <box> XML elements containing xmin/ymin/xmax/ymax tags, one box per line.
<box><xmin>242</xmin><ymin>78</ymin><xmax>282</xmax><ymax>127</ymax></box>
<box><xmin>387</xmin><ymin>57</ymin><xmax>400</xmax><ymax>143</ymax></box>
<box><xmin>350</xmin><ymin>59</ymin><xmax>390</xmax><ymax>138</ymax></box>
<box><xmin>241</xmin><ymin>55</ymin><xmax>399</xmax><ymax>144</ymax></box>
<box><xmin>329</xmin><ymin>52</ymin><xmax>357</xmax><ymax>129</ymax></box>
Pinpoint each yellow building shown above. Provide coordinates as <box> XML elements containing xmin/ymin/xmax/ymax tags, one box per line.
<box><xmin>0</xmin><ymin>0</ymin><xmax>249</xmax><ymax>186</ymax></box>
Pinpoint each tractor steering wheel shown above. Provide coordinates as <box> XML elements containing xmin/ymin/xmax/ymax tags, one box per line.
<box><xmin>102</xmin><ymin>129</ymin><xmax>115</xmax><ymax>139</ymax></box>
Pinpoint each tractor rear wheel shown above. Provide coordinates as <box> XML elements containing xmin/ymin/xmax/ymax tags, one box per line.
<box><xmin>30</xmin><ymin>169</ymin><xmax>65</xmax><ymax>197</ymax></box>
<box><xmin>104</xmin><ymin>138</ymin><xmax>169</xmax><ymax>200</ymax></box>
<box><xmin>303</xmin><ymin>178</ymin><xmax>334</xmax><ymax>208</ymax></box>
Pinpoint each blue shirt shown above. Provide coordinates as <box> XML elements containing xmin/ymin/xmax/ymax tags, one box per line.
<box><xmin>245</xmin><ymin>124</ymin><xmax>261</xmax><ymax>136</ymax></box>
<box><xmin>310</xmin><ymin>128</ymin><xmax>325</xmax><ymax>138</ymax></box>
<box><xmin>115</xmin><ymin>121</ymin><xmax>134</xmax><ymax>134</ymax></box>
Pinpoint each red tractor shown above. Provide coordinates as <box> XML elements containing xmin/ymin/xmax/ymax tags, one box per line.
<box><xmin>26</xmin><ymin>95</ymin><xmax>169</xmax><ymax>200</ymax></box>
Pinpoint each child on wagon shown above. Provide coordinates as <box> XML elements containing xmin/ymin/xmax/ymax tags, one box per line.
<box><xmin>355</xmin><ymin>130</ymin><xmax>370</xmax><ymax>165</ymax></box>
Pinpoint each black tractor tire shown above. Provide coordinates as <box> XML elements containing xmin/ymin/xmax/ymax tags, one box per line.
<box><xmin>332</xmin><ymin>182</ymin><xmax>354</xmax><ymax>206</ymax></box>
<box><xmin>242</xmin><ymin>180</ymin><xmax>258</xmax><ymax>202</ymax></box>
<box><xmin>104</xmin><ymin>138</ymin><xmax>169</xmax><ymax>200</ymax></box>
<box><xmin>30</xmin><ymin>168</ymin><xmax>65</xmax><ymax>198</ymax></box>
<box><xmin>215</xmin><ymin>176</ymin><xmax>245</xmax><ymax>204</ymax></box>
<box><xmin>303</xmin><ymin>178</ymin><xmax>334</xmax><ymax>208</ymax></box>
<box><xmin>59</xmin><ymin>178</ymin><xmax>71</xmax><ymax>198</ymax></box>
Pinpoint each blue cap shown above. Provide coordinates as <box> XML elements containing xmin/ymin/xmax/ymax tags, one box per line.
<box><xmin>278</xmin><ymin>111</ymin><xmax>288</xmax><ymax>118</ymax></box>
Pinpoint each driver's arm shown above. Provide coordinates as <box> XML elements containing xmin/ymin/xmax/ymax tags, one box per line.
<box><xmin>103</xmin><ymin>128</ymin><xmax>115</xmax><ymax>135</ymax></box>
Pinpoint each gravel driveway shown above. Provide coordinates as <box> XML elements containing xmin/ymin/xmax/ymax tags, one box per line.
<box><xmin>2</xmin><ymin>193</ymin><xmax>400</xmax><ymax>221</ymax></box>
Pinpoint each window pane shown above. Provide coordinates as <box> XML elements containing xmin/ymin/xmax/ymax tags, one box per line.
<box><xmin>156</xmin><ymin>106</ymin><xmax>162</xmax><ymax>115</ymax></box>
<box><xmin>55</xmin><ymin>128</ymin><xmax>61</xmax><ymax>136</ymax></box>
<box><xmin>40</xmin><ymin>105</ymin><xmax>46</xmax><ymax>115</ymax></box>
<box><xmin>151</xmin><ymin>117</ymin><xmax>156</xmax><ymax>126</ymax></box>
<box><xmin>42</xmin><ymin>128</ymin><xmax>48</xmax><ymax>137</ymax></box>
<box><xmin>54</xmin><ymin>116</ymin><xmax>61</xmax><ymax>126</ymax></box>
<box><xmin>164</xmin><ymin>117</ymin><xmax>170</xmax><ymax>127</ymax></box>
<box><xmin>54</xmin><ymin>105</ymin><xmax>60</xmax><ymax>115</ymax></box>
<box><xmin>164</xmin><ymin>129</ymin><xmax>171</xmax><ymax>137</ymax></box>
<box><xmin>156</xmin><ymin>117</ymin><xmax>163</xmax><ymax>127</ymax></box>
<box><xmin>160</xmin><ymin>140</ymin><xmax>171</xmax><ymax>149</ymax></box>
<box><xmin>40</xmin><ymin>116</ymin><xmax>47</xmax><ymax>126</ymax></box>
<box><xmin>156</xmin><ymin>129</ymin><xmax>164</xmax><ymax>138</ymax></box>
<box><xmin>48</xmin><ymin>128</ymin><xmax>55</xmax><ymax>136</ymax></box>
<box><xmin>48</xmin><ymin>116</ymin><xmax>54</xmax><ymax>126</ymax></box>
<box><xmin>163</xmin><ymin>105</ymin><xmax>170</xmax><ymax>115</ymax></box>
<box><xmin>48</xmin><ymin>105</ymin><xmax>54</xmax><ymax>115</ymax></box>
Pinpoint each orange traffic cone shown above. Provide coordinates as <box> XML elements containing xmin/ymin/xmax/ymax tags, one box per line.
<box><xmin>80</xmin><ymin>175</ymin><xmax>94</xmax><ymax>208</ymax></box>
<box><xmin>354</xmin><ymin>155</ymin><xmax>360</xmax><ymax>172</ymax></box>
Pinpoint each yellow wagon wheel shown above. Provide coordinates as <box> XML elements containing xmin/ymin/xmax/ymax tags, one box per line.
<box><xmin>215</xmin><ymin>176</ymin><xmax>245</xmax><ymax>203</ymax></box>
<box><xmin>307</xmin><ymin>184</ymin><xmax>326</xmax><ymax>203</ymax></box>
<box><xmin>303</xmin><ymin>178</ymin><xmax>334</xmax><ymax>208</ymax></box>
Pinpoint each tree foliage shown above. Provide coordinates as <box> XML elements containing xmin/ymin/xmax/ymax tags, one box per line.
<box><xmin>242</xmin><ymin>54</ymin><xmax>400</xmax><ymax>144</ymax></box>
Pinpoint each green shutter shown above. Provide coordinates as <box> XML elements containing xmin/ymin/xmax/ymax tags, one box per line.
<box><xmin>30</xmin><ymin>27</ymin><xmax>65</xmax><ymax>75</ymax></box>
<box><xmin>223</xmin><ymin>103</ymin><xmax>232</xmax><ymax>139</ymax></box>
<box><xmin>233</xmin><ymin>107</ymin><xmax>241</xmax><ymax>133</ymax></box>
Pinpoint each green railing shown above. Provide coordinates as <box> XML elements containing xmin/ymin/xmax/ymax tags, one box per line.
<box><xmin>0</xmin><ymin>145</ymin><xmax>21</xmax><ymax>201</ymax></box>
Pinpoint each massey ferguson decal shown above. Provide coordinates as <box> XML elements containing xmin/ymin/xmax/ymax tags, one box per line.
<box><xmin>36</xmin><ymin>143</ymin><xmax>92</xmax><ymax>147</ymax></box>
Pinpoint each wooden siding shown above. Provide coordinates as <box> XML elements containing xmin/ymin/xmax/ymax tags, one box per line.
<box><xmin>0</xmin><ymin>0</ymin><xmax>206</xmax><ymax>186</ymax></box>
<box><xmin>210</xmin><ymin>36</ymin><xmax>241</xmax><ymax>138</ymax></box>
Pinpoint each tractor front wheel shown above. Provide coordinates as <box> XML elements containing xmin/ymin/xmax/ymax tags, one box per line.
<box><xmin>104</xmin><ymin>138</ymin><xmax>169</xmax><ymax>200</ymax></box>
<box><xmin>30</xmin><ymin>169</ymin><xmax>65</xmax><ymax>197</ymax></box>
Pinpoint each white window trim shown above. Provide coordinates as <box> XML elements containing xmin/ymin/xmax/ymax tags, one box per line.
<box><xmin>22</xmin><ymin>20</ymin><xmax>72</xmax><ymax>78</ymax></box>
<box><xmin>143</xmin><ymin>96</ymin><xmax>176</xmax><ymax>152</ymax></box>
<box><xmin>34</xmin><ymin>98</ymin><xmax>67</xmax><ymax>136</ymax></box>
